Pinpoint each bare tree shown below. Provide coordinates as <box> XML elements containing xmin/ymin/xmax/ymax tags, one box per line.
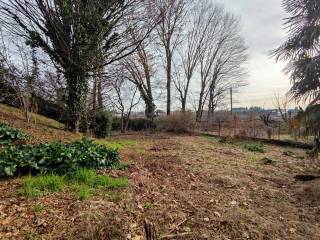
<box><xmin>110</xmin><ymin>78</ymin><xmax>141</xmax><ymax>133</ymax></box>
<box><xmin>174</xmin><ymin>1</ymin><xmax>216</xmax><ymax>112</ymax></box>
<box><xmin>117</xmin><ymin>17</ymin><xmax>157</xmax><ymax>119</ymax></box>
<box><xmin>193</xmin><ymin>6</ymin><xmax>248</xmax><ymax>122</ymax></box>
<box><xmin>0</xmin><ymin>35</ymin><xmax>40</xmax><ymax>123</ymax></box>
<box><xmin>152</xmin><ymin>0</ymin><xmax>189</xmax><ymax>115</ymax></box>
<box><xmin>274</xmin><ymin>93</ymin><xmax>291</xmax><ymax>123</ymax></box>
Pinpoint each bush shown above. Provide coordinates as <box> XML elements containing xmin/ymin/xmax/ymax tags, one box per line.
<box><xmin>158</xmin><ymin>111</ymin><xmax>195</xmax><ymax>133</ymax></box>
<box><xmin>0</xmin><ymin>123</ymin><xmax>28</xmax><ymax>145</ymax></box>
<box><xmin>112</xmin><ymin>116</ymin><xmax>122</xmax><ymax>131</ymax></box>
<box><xmin>244</xmin><ymin>143</ymin><xmax>265</xmax><ymax>153</ymax></box>
<box><xmin>129</xmin><ymin>118</ymin><xmax>155</xmax><ymax>131</ymax></box>
<box><xmin>0</xmin><ymin>137</ymin><xmax>120</xmax><ymax>177</ymax></box>
<box><xmin>112</xmin><ymin>117</ymin><xmax>155</xmax><ymax>132</ymax></box>
<box><xmin>92</xmin><ymin>111</ymin><xmax>112</xmax><ymax>138</ymax></box>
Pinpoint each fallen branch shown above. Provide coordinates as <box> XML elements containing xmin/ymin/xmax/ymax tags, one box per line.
<box><xmin>160</xmin><ymin>232</ymin><xmax>193</xmax><ymax>239</ymax></box>
<box><xmin>167</xmin><ymin>217</ymin><xmax>190</xmax><ymax>234</ymax></box>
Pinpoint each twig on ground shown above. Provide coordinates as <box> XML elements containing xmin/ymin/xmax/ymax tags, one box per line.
<box><xmin>160</xmin><ymin>232</ymin><xmax>193</xmax><ymax>239</ymax></box>
<box><xmin>167</xmin><ymin>217</ymin><xmax>190</xmax><ymax>234</ymax></box>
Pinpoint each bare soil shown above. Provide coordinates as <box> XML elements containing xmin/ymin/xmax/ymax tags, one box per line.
<box><xmin>1</xmin><ymin>131</ymin><xmax>320</xmax><ymax>240</ymax></box>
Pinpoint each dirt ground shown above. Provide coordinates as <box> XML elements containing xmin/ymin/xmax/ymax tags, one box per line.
<box><xmin>1</xmin><ymin>133</ymin><xmax>320</xmax><ymax>240</ymax></box>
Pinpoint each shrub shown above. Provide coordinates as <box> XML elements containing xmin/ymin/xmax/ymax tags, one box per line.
<box><xmin>129</xmin><ymin>118</ymin><xmax>155</xmax><ymax>131</ymax></box>
<box><xmin>0</xmin><ymin>138</ymin><xmax>120</xmax><ymax>177</ymax></box>
<box><xmin>0</xmin><ymin>123</ymin><xmax>27</xmax><ymax>145</ymax></box>
<box><xmin>112</xmin><ymin>116</ymin><xmax>122</xmax><ymax>131</ymax></box>
<box><xmin>158</xmin><ymin>111</ymin><xmax>195</xmax><ymax>133</ymax></box>
<box><xmin>92</xmin><ymin>111</ymin><xmax>112</xmax><ymax>138</ymax></box>
<box><xmin>244</xmin><ymin>143</ymin><xmax>265</xmax><ymax>153</ymax></box>
<box><xmin>219</xmin><ymin>136</ymin><xmax>234</xmax><ymax>144</ymax></box>
<box><xmin>112</xmin><ymin>117</ymin><xmax>156</xmax><ymax>132</ymax></box>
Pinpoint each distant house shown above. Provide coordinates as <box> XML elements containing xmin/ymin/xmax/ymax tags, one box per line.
<box><xmin>232</xmin><ymin>107</ymin><xmax>282</xmax><ymax>120</ymax></box>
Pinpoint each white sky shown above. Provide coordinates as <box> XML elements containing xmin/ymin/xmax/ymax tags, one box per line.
<box><xmin>212</xmin><ymin>0</ymin><xmax>291</xmax><ymax>109</ymax></box>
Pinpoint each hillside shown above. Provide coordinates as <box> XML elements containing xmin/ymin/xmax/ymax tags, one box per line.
<box><xmin>0</xmin><ymin>104</ymin><xmax>81</xmax><ymax>144</ymax></box>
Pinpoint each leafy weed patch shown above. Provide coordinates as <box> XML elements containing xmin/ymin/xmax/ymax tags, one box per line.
<box><xmin>0</xmin><ymin>138</ymin><xmax>120</xmax><ymax>177</ymax></box>
<box><xmin>0</xmin><ymin>122</ymin><xmax>28</xmax><ymax>145</ymax></box>
<box><xmin>244</xmin><ymin>143</ymin><xmax>265</xmax><ymax>153</ymax></box>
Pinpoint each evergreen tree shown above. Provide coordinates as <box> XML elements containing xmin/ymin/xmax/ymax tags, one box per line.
<box><xmin>274</xmin><ymin>0</ymin><xmax>320</xmax><ymax>104</ymax></box>
<box><xmin>0</xmin><ymin>0</ymin><xmax>142</xmax><ymax>132</ymax></box>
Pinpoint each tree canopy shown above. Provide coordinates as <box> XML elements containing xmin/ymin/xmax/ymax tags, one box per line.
<box><xmin>274</xmin><ymin>0</ymin><xmax>320</xmax><ymax>104</ymax></box>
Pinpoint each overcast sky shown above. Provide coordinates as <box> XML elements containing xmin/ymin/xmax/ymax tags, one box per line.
<box><xmin>212</xmin><ymin>0</ymin><xmax>290</xmax><ymax>109</ymax></box>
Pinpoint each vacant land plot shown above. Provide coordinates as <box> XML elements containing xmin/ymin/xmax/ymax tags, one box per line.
<box><xmin>1</xmin><ymin>133</ymin><xmax>320</xmax><ymax>240</ymax></box>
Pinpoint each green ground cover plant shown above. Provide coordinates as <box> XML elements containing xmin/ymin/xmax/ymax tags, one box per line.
<box><xmin>0</xmin><ymin>122</ymin><xmax>28</xmax><ymax>145</ymax></box>
<box><xmin>0</xmin><ymin>138</ymin><xmax>120</xmax><ymax>177</ymax></box>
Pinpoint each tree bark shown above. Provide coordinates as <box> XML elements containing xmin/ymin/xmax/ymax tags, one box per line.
<box><xmin>66</xmin><ymin>69</ymin><xmax>88</xmax><ymax>133</ymax></box>
<box><xmin>145</xmin><ymin>101</ymin><xmax>156</xmax><ymax>120</ymax></box>
<box><xmin>166</xmin><ymin>51</ymin><xmax>172</xmax><ymax>116</ymax></box>
<box><xmin>97</xmin><ymin>77</ymin><xmax>104</xmax><ymax>111</ymax></box>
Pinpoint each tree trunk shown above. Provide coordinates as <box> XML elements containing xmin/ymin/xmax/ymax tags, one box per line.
<box><xmin>145</xmin><ymin>101</ymin><xmax>156</xmax><ymax>120</ymax></box>
<box><xmin>166</xmin><ymin>52</ymin><xmax>172</xmax><ymax>116</ymax></box>
<box><xmin>97</xmin><ymin>78</ymin><xmax>103</xmax><ymax>111</ymax></box>
<box><xmin>92</xmin><ymin>78</ymin><xmax>97</xmax><ymax>114</ymax></box>
<box><xmin>120</xmin><ymin>112</ymin><xmax>125</xmax><ymax>133</ymax></box>
<box><xmin>181</xmin><ymin>98</ymin><xmax>186</xmax><ymax>113</ymax></box>
<box><xmin>66</xmin><ymin>69</ymin><xmax>88</xmax><ymax>133</ymax></box>
<box><xmin>196</xmin><ymin>87</ymin><xmax>205</xmax><ymax>122</ymax></box>
<box><xmin>124</xmin><ymin>116</ymin><xmax>130</xmax><ymax>132</ymax></box>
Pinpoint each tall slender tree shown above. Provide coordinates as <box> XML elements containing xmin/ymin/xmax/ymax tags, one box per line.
<box><xmin>175</xmin><ymin>1</ymin><xmax>216</xmax><ymax>112</ymax></box>
<box><xmin>195</xmin><ymin>7</ymin><xmax>248</xmax><ymax>122</ymax></box>
<box><xmin>152</xmin><ymin>0</ymin><xmax>189</xmax><ymax>115</ymax></box>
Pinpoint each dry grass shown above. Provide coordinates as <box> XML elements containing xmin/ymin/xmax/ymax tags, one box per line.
<box><xmin>0</xmin><ymin>104</ymin><xmax>81</xmax><ymax>144</ymax></box>
<box><xmin>0</xmin><ymin>110</ymin><xmax>320</xmax><ymax>239</ymax></box>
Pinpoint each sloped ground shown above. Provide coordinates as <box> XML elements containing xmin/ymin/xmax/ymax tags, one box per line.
<box><xmin>0</xmin><ymin>104</ymin><xmax>81</xmax><ymax>144</ymax></box>
<box><xmin>1</xmin><ymin>130</ymin><xmax>320</xmax><ymax>239</ymax></box>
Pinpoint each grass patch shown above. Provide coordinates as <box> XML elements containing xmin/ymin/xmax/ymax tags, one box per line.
<box><xmin>244</xmin><ymin>143</ymin><xmax>265</xmax><ymax>153</ymax></box>
<box><xmin>96</xmin><ymin>139</ymin><xmax>137</xmax><ymax>150</ymax></box>
<box><xmin>72</xmin><ymin>169</ymin><xmax>129</xmax><ymax>189</ymax></box>
<box><xmin>20</xmin><ymin>169</ymin><xmax>129</xmax><ymax>200</ymax></box>
<box><xmin>144</xmin><ymin>202</ymin><xmax>155</xmax><ymax>209</ymax></box>
<box><xmin>32</xmin><ymin>204</ymin><xmax>46</xmax><ymax>213</ymax></box>
<box><xmin>73</xmin><ymin>184</ymin><xmax>94</xmax><ymax>201</ymax></box>
<box><xmin>21</xmin><ymin>175</ymin><xmax>66</xmax><ymax>198</ymax></box>
<box><xmin>203</xmin><ymin>134</ymin><xmax>220</xmax><ymax>142</ymax></box>
<box><xmin>247</xmin><ymin>153</ymin><xmax>259</xmax><ymax>163</ymax></box>
<box><xmin>112</xmin><ymin>162</ymin><xmax>133</xmax><ymax>171</ymax></box>
<box><xmin>105</xmin><ymin>191</ymin><xmax>127</xmax><ymax>203</ymax></box>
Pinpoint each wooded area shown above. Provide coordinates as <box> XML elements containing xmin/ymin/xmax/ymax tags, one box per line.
<box><xmin>0</xmin><ymin>0</ymin><xmax>319</xmax><ymax>239</ymax></box>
